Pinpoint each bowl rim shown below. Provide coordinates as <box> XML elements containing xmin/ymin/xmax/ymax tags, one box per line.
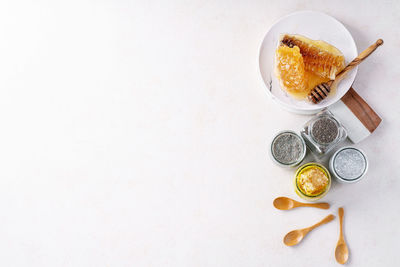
<box><xmin>258</xmin><ymin>10</ymin><xmax>358</xmax><ymax>113</ymax></box>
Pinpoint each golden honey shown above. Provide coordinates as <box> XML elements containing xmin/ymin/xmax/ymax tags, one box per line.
<box><xmin>274</xmin><ymin>34</ymin><xmax>345</xmax><ymax>99</ymax></box>
<box><xmin>294</xmin><ymin>163</ymin><xmax>331</xmax><ymax>201</ymax></box>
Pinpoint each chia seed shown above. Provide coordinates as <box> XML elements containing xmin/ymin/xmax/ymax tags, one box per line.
<box><xmin>272</xmin><ymin>132</ymin><xmax>304</xmax><ymax>165</ymax></box>
<box><xmin>311</xmin><ymin>117</ymin><xmax>339</xmax><ymax>144</ymax></box>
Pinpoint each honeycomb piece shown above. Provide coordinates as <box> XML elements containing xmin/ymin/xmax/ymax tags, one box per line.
<box><xmin>275</xmin><ymin>45</ymin><xmax>308</xmax><ymax>95</ymax></box>
<box><xmin>297</xmin><ymin>166</ymin><xmax>329</xmax><ymax>196</ymax></box>
<box><xmin>280</xmin><ymin>34</ymin><xmax>345</xmax><ymax>80</ymax></box>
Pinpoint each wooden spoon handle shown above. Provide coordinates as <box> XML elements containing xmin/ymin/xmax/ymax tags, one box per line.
<box><xmin>332</xmin><ymin>39</ymin><xmax>383</xmax><ymax>87</ymax></box>
<box><xmin>308</xmin><ymin>214</ymin><xmax>335</xmax><ymax>232</ymax></box>
<box><xmin>300</xmin><ymin>202</ymin><xmax>330</xmax><ymax>209</ymax></box>
<box><xmin>338</xmin><ymin>207</ymin><xmax>344</xmax><ymax>237</ymax></box>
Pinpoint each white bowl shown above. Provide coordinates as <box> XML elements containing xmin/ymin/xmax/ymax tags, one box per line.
<box><xmin>259</xmin><ymin>11</ymin><xmax>358</xmax><ymax>114</ymax></box>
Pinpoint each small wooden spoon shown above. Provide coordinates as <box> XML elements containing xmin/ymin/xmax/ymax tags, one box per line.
<box><xmin>335</xmin><ymin>207</ymin><xmax>349</xmax><ymax>264</ymax></box>
<box><xmin>283</xmin><ymin>214</ymin><xmax>335</xmax><ymax>246</ymax></box>
<box><xmin>273</xmin><ymin>197</ymin><xmax>330</xmax><ymax>210</ymax></box>
<box><xmin>308</xmin><ymin>39</ymin><xmax>384</xmax><ymax>104</ymax></box>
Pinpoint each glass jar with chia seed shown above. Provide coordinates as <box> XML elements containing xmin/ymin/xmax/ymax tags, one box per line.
<box><xmin>270</xmin><ymin>130</ymin><xmax>306</xmax><ymax>168</ymax></box>
<box><xmin>300</xmin><ymin>110</ymin><xmax>347</xmax><ymax>156</ymax></box>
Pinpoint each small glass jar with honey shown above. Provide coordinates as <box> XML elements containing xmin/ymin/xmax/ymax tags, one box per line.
<box><xmin>294</xmin><ymin>162</ymin><xmax>331</xmax><ymax>201</ymax></box>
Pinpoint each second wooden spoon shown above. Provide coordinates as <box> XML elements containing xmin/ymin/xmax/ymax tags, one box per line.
<box><xmin>273</xmin><ymin>197</ymin><xmax>330</xmax><ymax>210</ymax></box>
<box><xmin>283</xmin><ymin>214</ymin><xmax>335</xmax><ymax>246</ymax></box>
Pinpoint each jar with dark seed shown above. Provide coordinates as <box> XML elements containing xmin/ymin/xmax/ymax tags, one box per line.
<box><xmin>301</xmin><ymin>110</ymin><xmax>347</xmax><ymax>156</ymax></box>
<box><xmin>311</xmin><ymin>117</ymin><xmax>339</xmax><ymax>144</ymax></box>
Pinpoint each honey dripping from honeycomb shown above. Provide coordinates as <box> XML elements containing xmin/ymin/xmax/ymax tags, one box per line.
<box><xmin>275</xmin><ymin>34</ymin><xmax>345</xmax><ymax>99</ymax></box>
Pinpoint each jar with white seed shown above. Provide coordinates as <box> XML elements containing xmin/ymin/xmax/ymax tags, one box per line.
<box><xmin>329</xmin><ymin>146</ymin><xmax>368</xmax><ymax>183</ymax></box>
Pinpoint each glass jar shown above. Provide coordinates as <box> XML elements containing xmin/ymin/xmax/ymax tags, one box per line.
<box><xmin>301</xmin><ymin>110</ymin><xmax>347</xmax><ymax>156</ymax></box>
<box><xmin>329</xmin><ymin>146</ymin><xmax>368</xmax><ymax>183</ymax></box>
<box><xmin>269</xmin><ymin>130</ymin><xmax>306</xmax><ymax>168</ymax></box>
<box><xmin>294</xmin><ymin>162</ymin><xmax>331</xmax><ymax>201</ymax></box>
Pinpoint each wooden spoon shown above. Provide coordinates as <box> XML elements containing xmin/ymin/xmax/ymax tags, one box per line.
<box><xmin>283</xmin><ymin>214</ymin><xmax>335</xmax><ymax>246</ymax></box>
<box><xmin>335</xmin><ymin>207</ymin><xmax>349</xmax><ymax>264</ymax></box>
<box><xmin>308</xmin><ymin>39</ymin><xmax>384</xmax><ymax>104</ymax></box>
<box><xmin>273</xmin><ymin>197</ymin><xmax>330</xmax><ymax>210</ymax></box>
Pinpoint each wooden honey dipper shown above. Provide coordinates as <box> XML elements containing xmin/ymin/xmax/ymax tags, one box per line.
<box><xmin>308</xmin><ymin>39</ymin><xmax>384</xmax><ymax>104</ymax></box>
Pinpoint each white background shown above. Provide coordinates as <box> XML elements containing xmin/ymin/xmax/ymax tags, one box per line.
<box><xmin>0</xmin><ymin>0</ymin><xmax>399</xmax><ymax>266</ymax></box>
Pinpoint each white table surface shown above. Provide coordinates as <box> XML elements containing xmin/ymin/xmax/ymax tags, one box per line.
<box><xmin>1</xmin><ymin>0</ymin><xmax>399</xmax><ymax>266</ymax></box>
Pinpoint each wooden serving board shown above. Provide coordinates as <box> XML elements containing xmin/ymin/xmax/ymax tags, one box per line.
<box><xmin>328</xmin><ymin>87</ymin><xmax>382</xmax><ymax>143</ymax></box>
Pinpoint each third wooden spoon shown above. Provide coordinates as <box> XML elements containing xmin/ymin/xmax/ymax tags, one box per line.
<box><xmin>335</xmin><ymin>207</ymin><xmax>349</xmax><ymax>264</ymax></box>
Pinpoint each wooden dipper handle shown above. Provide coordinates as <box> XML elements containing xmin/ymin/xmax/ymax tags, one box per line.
<box><xmin>338</xmin><ymin>207</ymin><xmax>344</xmax><ymax>238</ymax></box>
<box><xmin>307</xmin><ymin>214</ymin><xmax>335</xmax><ymax>232</ymax></box>
<box><xmin>309</xmin><ymin>39</ymin><xmax>384</xmax><ymax>104</ymax></box>
<box><xmin>331</xmin><ymin>39</ymin><xmax>384</xmax><ymax>88</ymax></box>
